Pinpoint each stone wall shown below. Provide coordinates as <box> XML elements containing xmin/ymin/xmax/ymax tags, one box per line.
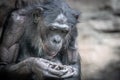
<box><xmin>66</xmin><ymin>0</ymin><xmax>120</xmax><ymax>80</ymax></box>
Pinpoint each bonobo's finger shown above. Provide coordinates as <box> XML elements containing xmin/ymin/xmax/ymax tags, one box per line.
<box><xmin>40</xmin><ymin>58</ymin><xmax>52</xmax><ymax>64</ymax></box>
<box><xmin>36</xmin><ymin>58</ymin><xmax>51</xmax><ymax>64</ymax></box>
<box><xmin>40</xmin><ymin>59</ymin><xmax>60</xmax><ymax>66</ymax></box>
<box><xmin>43</xmin><ymin>70</ymin><xmax>59</xmax><ymax>78</ymax></box>
<box><xmin>61</xmin><ymin>71</ymin><xmax>74</xmax><ymax>78</ymax></box>
<box><xmin>61</xmin><ymin>66</ymin><xmax>75</xmax><ymax>78</ymax></box>
<box><xmin>48</xmin><ymin>67</ymin><xmax>68</xmax><ymax>76</ymax></box>
<box><xmin>34</xmin><ymin>59</ymin><xmax>49</xmax><ymax>70</ymax></box>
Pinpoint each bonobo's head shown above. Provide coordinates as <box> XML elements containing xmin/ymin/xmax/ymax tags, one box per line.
<box><xmin>21</xmin><ymin>0</ymin><xmax>79</xmax><ymax>57</ymax></box>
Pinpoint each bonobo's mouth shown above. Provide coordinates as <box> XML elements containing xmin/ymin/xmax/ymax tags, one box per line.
<box><xmin>43</xmin><ymin>42</ymin><xmax>61</xmax><ymax>57</ymax></box>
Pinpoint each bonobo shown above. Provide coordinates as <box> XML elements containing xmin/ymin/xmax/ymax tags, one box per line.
<box><xmin>0</xmin><ymin>0</ymin><xmax>80</xmax><ymax>80</ymax></box>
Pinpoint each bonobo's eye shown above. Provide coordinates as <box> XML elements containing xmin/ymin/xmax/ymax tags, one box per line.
<box><xmin>61</xmin><ymin>29</ymin><xmax>69</xmax><ymax>34</ymax></box>
<box><xmin>49</xmin><ymin>26</ymin><xmax>57</xmax><ymax>31</ymax></box>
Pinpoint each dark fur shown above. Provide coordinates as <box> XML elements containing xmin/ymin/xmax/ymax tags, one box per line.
<box><xmin>0</xmin><ymin>0</ymin><xmax>80</xmax><ymax>80</ymax></box>
<box><xmin>18</xmin><ymin>1</ymin><xmax>80</xmax><ymax>80</ymax></box>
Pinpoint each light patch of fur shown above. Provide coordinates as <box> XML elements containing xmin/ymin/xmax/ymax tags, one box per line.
<box><xmin>51</xmin><ymin>22</ymin><xmax>69</xmax><ymax>29</ymax></box>
<box><xmin>12</xmin><ymin>12</ymin><xmax>25</xmax><ymax>23</ymax></box>
<box><xmin>51</xmin><ymin>13</ymin><xmax>69</xmax><ymax>29</ymax></box>
<box><xmin>31</xmin><ymin>35</ymin><xmax>43</xmax><ymax>54</ymax></box>
<box><xmin>55</xmin><ymin>13</ymin><xmax>67</xmax><ymax>23</ymax></box>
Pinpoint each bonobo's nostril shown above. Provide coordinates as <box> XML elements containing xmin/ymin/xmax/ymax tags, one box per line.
<box><xmin>52</xmin><ymin>36</ymin><xmax>61</xmax><ymax>44</ymax></box>
<box><xmin>53</xmin><ymin>39</ymin><xmax>61</xmax><ymax>44</ymax></box>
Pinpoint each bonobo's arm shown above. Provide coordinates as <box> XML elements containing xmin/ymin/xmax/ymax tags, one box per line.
<box><xmin>0</xmin><ymin>10</ymin><xmax>25</xmax><ymax>64</ymax></box>
<box><xmin>63</xmin><ymin>49</ymin><xmax>81</xmax><ymax>80</ymax></box>
<box><xmin>61</xmin><ymin>48</ymin><xmax>80</xmax><ymax>80</ymax></box>
<box><xmin>3</xmin><ymin>57</ymin><xmax>68</xmax><ymax>79</ymax></box>
<box><xmin>62</xmin><ymin>27</ymin><xmax>81</xmax><ymax>80</ymax></box>
<box><xmin>0</xmin><ymin>9</ymin><xmax>27</xmax><ymax>79</ymax></box>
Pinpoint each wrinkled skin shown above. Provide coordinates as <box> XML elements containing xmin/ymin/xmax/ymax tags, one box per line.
<box><xmin>0</xmin><ymin>0</ymin><xmax>81</xmax><ymax>80</ymax></box>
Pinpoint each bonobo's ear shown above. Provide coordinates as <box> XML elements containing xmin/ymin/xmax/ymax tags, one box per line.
<box><xmin>72</xmin><ymin>10</ymin><xmax>80</xmax><ymax>20</ymax></box>
<box><xmin>32</xmin><ymin>7</ymin><xmax>43</xmax><ymax>23</ymax></box>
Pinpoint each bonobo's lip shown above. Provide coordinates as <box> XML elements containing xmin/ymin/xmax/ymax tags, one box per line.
<box><xmin>43</xmin><ymin>43</ymin><xmax>59</xmax><ymax>57</ymax></box>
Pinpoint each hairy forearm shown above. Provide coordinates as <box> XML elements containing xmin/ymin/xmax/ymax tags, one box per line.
<box><xmin>0</xmin><ymin>57</ymin><xmax>57</xmax><ymax>79</ymax></box>
<box><xmin>71</xmin><ymin>57</ymin><xmax>81</xmax><ymax>80</ymax></box>
<box><xmin>1</xmin><ymin>10</ymin><xmax>25</xmax><ymax>48</ymax></box>
<box><xmin>6</xmin><ymin>59</ymin><xmax>32</xmax><ymax>75</ymax></box>
<box><xmin>66</xmin><ymin>48</ymin><xmax>81</xmax><ymax>80</ymax></box>
<box><xmin>0</xmin><ymin>57</ymin><xmax>35</xmax><ymax>80</ymax></box>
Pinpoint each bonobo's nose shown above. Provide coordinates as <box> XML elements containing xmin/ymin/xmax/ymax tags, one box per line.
<box><xmin>53</xmin><ymin>39</ymin><xmax>61</xmax><ymax>44</ymax></box>
<box><xmin>52</xmin><ymin>35</ymin><xmax>61</xmax><ymax>44</ymax></box>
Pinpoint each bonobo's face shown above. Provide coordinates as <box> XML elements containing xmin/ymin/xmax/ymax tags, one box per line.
<box><xmin>28</xmin><ymin>0</ymin><xmax>79</xmax><ymax>56</ymax></box>
<box><xmin>41</xmin><ymin>13</ymin><xmax>70</xmax><ymax>56</ymax></box>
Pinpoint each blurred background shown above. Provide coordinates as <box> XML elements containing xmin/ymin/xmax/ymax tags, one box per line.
<box><xmin>66</xmin><ymin>0</ymin><xmax>120</xmax><ymax>80</ymax></box>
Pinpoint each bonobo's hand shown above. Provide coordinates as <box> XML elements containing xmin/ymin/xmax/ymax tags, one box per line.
<box><xmin>46</xmin><ymin>61</ymin><xmax>77</xmax><ymax>78</ymax></box>
<box><xmin>61</xmin><ymin>66</ymin><xmax>77</xmax><ymax>79</ymax></box>
<box><xmin>31</xmin><ymin>58</ymin><xmax>68</xmax><ymax>78</ymax></box>
<box><xmin>49</xmin><ymin>64</ymin><xmax>77</xmax><ymax>78</ymax></box>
